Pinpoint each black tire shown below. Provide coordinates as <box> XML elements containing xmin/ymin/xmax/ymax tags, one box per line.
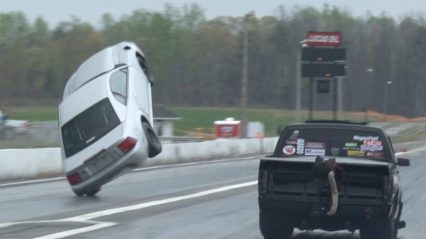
<box><xmin>259</xmin><ymin>211</ymin><xmax>293</xmax><ymax>239</ymax></box>
<box><xmin>360</xmin><ymin>217</ymin><xmax>395</xmax><ymax>239</ymax></box>
<box><xmin>142</xmin><ymin>121</ymin><xmax>162</xmax><ymax>158</ymax></box>
<box><xmin>85</xmin><ymin>187</ymin><xmax>101</xmax><ymax>197</ymax></box>
<box><xmin>73</xmin><ymin>190</ymin><xmax>84</xmax><ymax>197</ymax></box>
<box><xmin>395</xmin><ymin>202</ymin><xmax>403</xmax><ymax>236</ymax></box>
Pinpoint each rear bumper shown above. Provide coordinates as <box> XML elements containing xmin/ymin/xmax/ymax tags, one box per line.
<box><xmin>259</xmin><ymin>196</ymin><xmax>391</xmax><ymax>230</ymax></box>
<box><xmin>68</xmin><ymin>143</ymin><xmax>146</xmax><ymax>194</ymax></box>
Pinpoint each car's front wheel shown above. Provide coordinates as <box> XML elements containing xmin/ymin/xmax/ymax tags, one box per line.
<box><xmin>73</xmin><ymin>190</ymin><xmax>84</xmax><ymax>197</ymax></box>
<box><xmin>85</xmin><ymin>187</ymin><xmax>101</xmax><ymax>197</ymax></box>
<box><xmin>73</xmin><ymin>187</ymin><xmax>101</xmax><ymax>197</ymax></box>
<box><xmin>142</xmin><ymin>121</ymin><xmax>162</xmax><ymax>158</ymax></box>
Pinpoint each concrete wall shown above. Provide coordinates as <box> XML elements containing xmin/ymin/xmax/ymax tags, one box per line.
<box><xmin>0</xmin><ymin>148</ymin><xmax>62</xmax><ymax>180</ymax></box>
<box><xmin>0</xmin><ymin>137</ymin><xmax>278</xmax><ymax>181</ymax></box>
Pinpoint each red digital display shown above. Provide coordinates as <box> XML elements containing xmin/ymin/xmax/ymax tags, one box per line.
<box><xmin>306</xmin><ymin>32</ymin><xmax>342</xmax><ymax>47</ymax></box>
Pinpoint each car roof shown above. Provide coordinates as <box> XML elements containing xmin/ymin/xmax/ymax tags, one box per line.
<box><xmin>63</xmin><ymin>41</ymin><xmax>143</xmax><ymax>99</ymax></box>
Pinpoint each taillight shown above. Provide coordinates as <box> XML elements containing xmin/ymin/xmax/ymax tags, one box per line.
<box><xmin>117</xmin><ymin>137</ymin><xmax>137</xmax><ymax>153</ymax></box>
<box><xmin>67</xmin><ymin>172</ymin><xmax>82</xmax><ymax>185</ymax></box>
<box><xmin>383</xmin><ymin>175</ymin><xmax>394</xmax><ymax>195</ymax></box>
<box><xmin>258</xmin><ymin>170</ymin><xmax>268</xmax><ymax>193</ymax></box>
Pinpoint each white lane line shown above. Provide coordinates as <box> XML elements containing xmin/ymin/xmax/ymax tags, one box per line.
<box><xmin>134</xmin><ymin>157</ymin><xmax>257</xmax><ymax>172</ymax></box>
<box><xmin>0</xmin><ymin>180</ymin><xmax>257</xmax><ymax>239</ymax></box>
<box><xmin>33</xmin><ymin>221</ymin><xmax>117</xmax><ymax>239</ymax></box>
<box><xmin>0</xmin><ymin>220</ymin><xmax>117</xmax><ymax>239</ymax></box>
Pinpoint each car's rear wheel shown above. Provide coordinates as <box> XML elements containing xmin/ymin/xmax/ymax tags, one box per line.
<box><xmin>259</xmin><ymin>211</ymin><xmax>293</xmax><ymax>239</ymax></box>
<box><xmin>395</xmin><ymin>202</ymin><xmax>403</xmax><ymax>236</ymax></box>
<box><xmin>142</xmin><ymin>121</ymin><xmax>162</xmax><ymax>158</ymax></box>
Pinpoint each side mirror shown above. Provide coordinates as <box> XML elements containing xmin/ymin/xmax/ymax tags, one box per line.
<box><xmin>397</xmin><ymin>158</ymin><xmax>410</xmax><ymax>167</ymax></box>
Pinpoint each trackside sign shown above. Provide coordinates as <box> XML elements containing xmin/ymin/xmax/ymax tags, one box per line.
<box><xmin>306</xmin><ymin>32</ymin><xmax>342</xmax><ymax>47</ymax></box>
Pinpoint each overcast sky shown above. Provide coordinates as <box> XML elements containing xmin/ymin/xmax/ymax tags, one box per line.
<box><xmin>0</xmin><ymin>0</ymin><xmax>424</xmax><ymax>27</ymax></box>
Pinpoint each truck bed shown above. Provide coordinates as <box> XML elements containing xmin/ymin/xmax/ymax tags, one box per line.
<box><xmin>259</xmin><ymin>156</ymin><xmax>392</xmax><ymax>208</ymax></box>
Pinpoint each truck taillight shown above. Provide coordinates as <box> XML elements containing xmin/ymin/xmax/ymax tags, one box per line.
<box><xmin>258</xmin><ymin>170</ymin><xmax>268</xmax><ymax>193</ymax></box>
<box><xmin>383</xmin><ymin>176</ymin><xmax>394</xmax><ymax>195</ymax></box>
<box><xmin>67</xmin><ymin>172</ymin><xmax>82</xmax><ymax>185</ymax></box>
<box><xmin>118</xmin><ymin>137</ymin><xmax>137</xmax><ymax>153</ymax></box>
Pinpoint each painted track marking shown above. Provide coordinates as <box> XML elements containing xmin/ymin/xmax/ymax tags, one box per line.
<box><xmin>0</xmin><ymin>180</ymin><xmax>257</xmax><ymax>239</ymax></box>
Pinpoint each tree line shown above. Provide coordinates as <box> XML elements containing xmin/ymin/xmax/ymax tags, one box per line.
<box><xmin>0</xmin><ymin>4</ymin><xmax>425</xmax><ymax>117</ymax></box>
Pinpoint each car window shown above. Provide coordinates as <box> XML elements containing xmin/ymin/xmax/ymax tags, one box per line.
<box><xmin>277</xmin><ymin>128</ymin><xmax>387</xmax><ymax>160</ymax></box>
<box><xmin>136</xmin><ymin>52</ymin><xmax>153</xmax><ymax>84</ymax></box>
<box><xmin>109</xmin><ymin>68</ymin><xmax>128</xmax><ymax>105</ymax></box>
<box><xmin>61</xmin><ymin>98</ymin><xmax>120</xmax><ymax>158</ymax></box>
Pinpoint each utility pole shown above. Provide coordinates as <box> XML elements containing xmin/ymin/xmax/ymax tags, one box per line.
<box><xmin>295</xmin><ymin>43</ymin><xmax>303</xmax><ymax>123</ymax></box>
<box><xmin>240</xmin><ymin>11</ymin><xmax>254</xmax><ymax>138</ymax></box>
<box><xmin>383</xmin><ymin>81</ymin><xmax>392</xmax><ymax>121</ymax></box>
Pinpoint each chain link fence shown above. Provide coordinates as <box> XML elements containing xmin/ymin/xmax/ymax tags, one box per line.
<box><xmin>0</xmin><ymin>121</ymin><xmax>60</xmax><ymax>149</ymax></box>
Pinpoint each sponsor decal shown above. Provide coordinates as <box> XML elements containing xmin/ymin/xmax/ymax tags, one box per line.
<box><xmin>289</xmin><ymin>130</ymin><xmax>299</xmax><ymax>139</ymax></box>
<box><xmin>304</xmin><ymin>149</ymin><xmax>325</xmax><ymax>156</ymax></box>
<box><xmin>221</xmin><ymin>126</ymin><xmax>233</xmax><ymax>133</ymax></box>
<box><xmin>353</xmin><ymin>135</ymin><xmax>379</xmax><ymax>141</ymax></box>
<box><xmin>286</xmin><ymin>139</ymin><xmax>297</xmax><ymax>145</ymax></box>
<box><xmin>297</xmin><ymin>139</ymin><xmax>305</xmax><ymax>155</ymax></box>
<box><xmin>347</xmin><ymin>150</ymin><xmax>365</xmax><ymax>157</ymax></box>
<box><xmin>360</xmin><ymin>145</ymin><xmax>383</xmax><ymax>152</ymax></box>
<box><xmin>367</xmin><ymin>151</ymin><xmax>384</xmax><ymax>158</ymax></box>
<box><xmin>218</xmin><ymin>125</ymin><xmax>239</xmax><ymax>137</ymax></box>
<box><xmin>343</xmin><ymin>142</ymin><xmax>359</xmax><ymax>151</ymax></box>
<box><xmin>305</xmin><ymin>142</ymin><xmax>326</xmax><ymax>149</ymax></box>
<box><xmin>283</xmin><ymin>145</ymin><xmax>296</xmax><ymax>155</ymax></box>
<box><xmin>345</xmin><ymin>142</ymin><xmax>358</xmax><ymax>148</ymax></box>
<box><xmin>363</xmin><ymin>140</ymin><xmax>382</xmax><ymax>146</ymax></box>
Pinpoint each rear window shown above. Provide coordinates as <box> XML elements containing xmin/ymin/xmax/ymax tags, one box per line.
<box><xmin>275</xmin><ymin>128</ymin><xmax>388</xmax><ymax>160</ymax></box>
<box><xmin>61</xmin><ymin>98</ymin><xmax>120</xmax><ymax>158</ymax></box>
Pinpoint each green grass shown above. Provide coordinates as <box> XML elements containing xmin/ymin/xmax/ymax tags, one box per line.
<box><xmin>2</xmin><ymin>106</ymin><xmax>58</xmax><ymax>121</ymax></box>
<box><xmin>0</xmin><ymin>105</ymin><xmax>382</xmax><ymax>138</ymax></box>
<box><xmin>171</xmin><ymin>107</ymin><xmax>377</xmax><ymax>137</ymax></box>
<box><xmin>172</xmin><ymin>107</ymin><xmax>297</xmax><ymax>137</ymax></box>
<box><xmin>0</xmin><ymin>136</ymin><xmax>59</xmax><ymax>149</ymax></box>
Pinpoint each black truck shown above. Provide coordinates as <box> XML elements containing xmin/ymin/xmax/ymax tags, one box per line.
<box><xmin>258</xmin><ymin>121</ymin><xmax>410</xmax><ymax>239</ymax></box>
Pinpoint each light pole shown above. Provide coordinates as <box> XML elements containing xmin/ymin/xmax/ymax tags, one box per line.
<box><xmin>383</xmin><ymin>81</ymin><xmax>392</xmax><ymax>121</ymax></box>
<box><xmin>240</xmin><ymin>11</ymin><xmax>254</xmax><ymax>138</ymax></box>
<box><xmin>365</xmin><ymin>68</ymin><xmax>375</xmax><ymax>121</ymax></box>
<box><xmin>295</xmin><ymin>40</ymin><xmax>307</xmax><ymax>123</ymax></box>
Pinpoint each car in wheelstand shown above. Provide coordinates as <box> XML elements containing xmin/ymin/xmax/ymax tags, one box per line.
<box><xmin>59</xmin><ymin>42</ymin><xmax>162</xmax><ymax>196</ymax></box>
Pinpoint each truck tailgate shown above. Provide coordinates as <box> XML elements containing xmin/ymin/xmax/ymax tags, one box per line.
<box><xmin>259</xmin><ymin>156</ymin><xmax>392</xmax><ymax>205</ymax></box>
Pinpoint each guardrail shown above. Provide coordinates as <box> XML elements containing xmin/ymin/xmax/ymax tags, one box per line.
<box><xmin>0</xmin><ymin>137</ymin><xmax>277</xmax><ymax>181</ymax></box>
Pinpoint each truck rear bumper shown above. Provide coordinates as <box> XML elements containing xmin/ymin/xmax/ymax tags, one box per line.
<box><xmin>259</xmin><ymin>197</ymin><xmax>390</xmax><ymax>230</ymax></box>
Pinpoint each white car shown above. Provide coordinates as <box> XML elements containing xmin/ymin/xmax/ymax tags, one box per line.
<box><xmin>59</xmin><ymin>42</ymin><xmax>162</xmax><ymax>196</ymax></box>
